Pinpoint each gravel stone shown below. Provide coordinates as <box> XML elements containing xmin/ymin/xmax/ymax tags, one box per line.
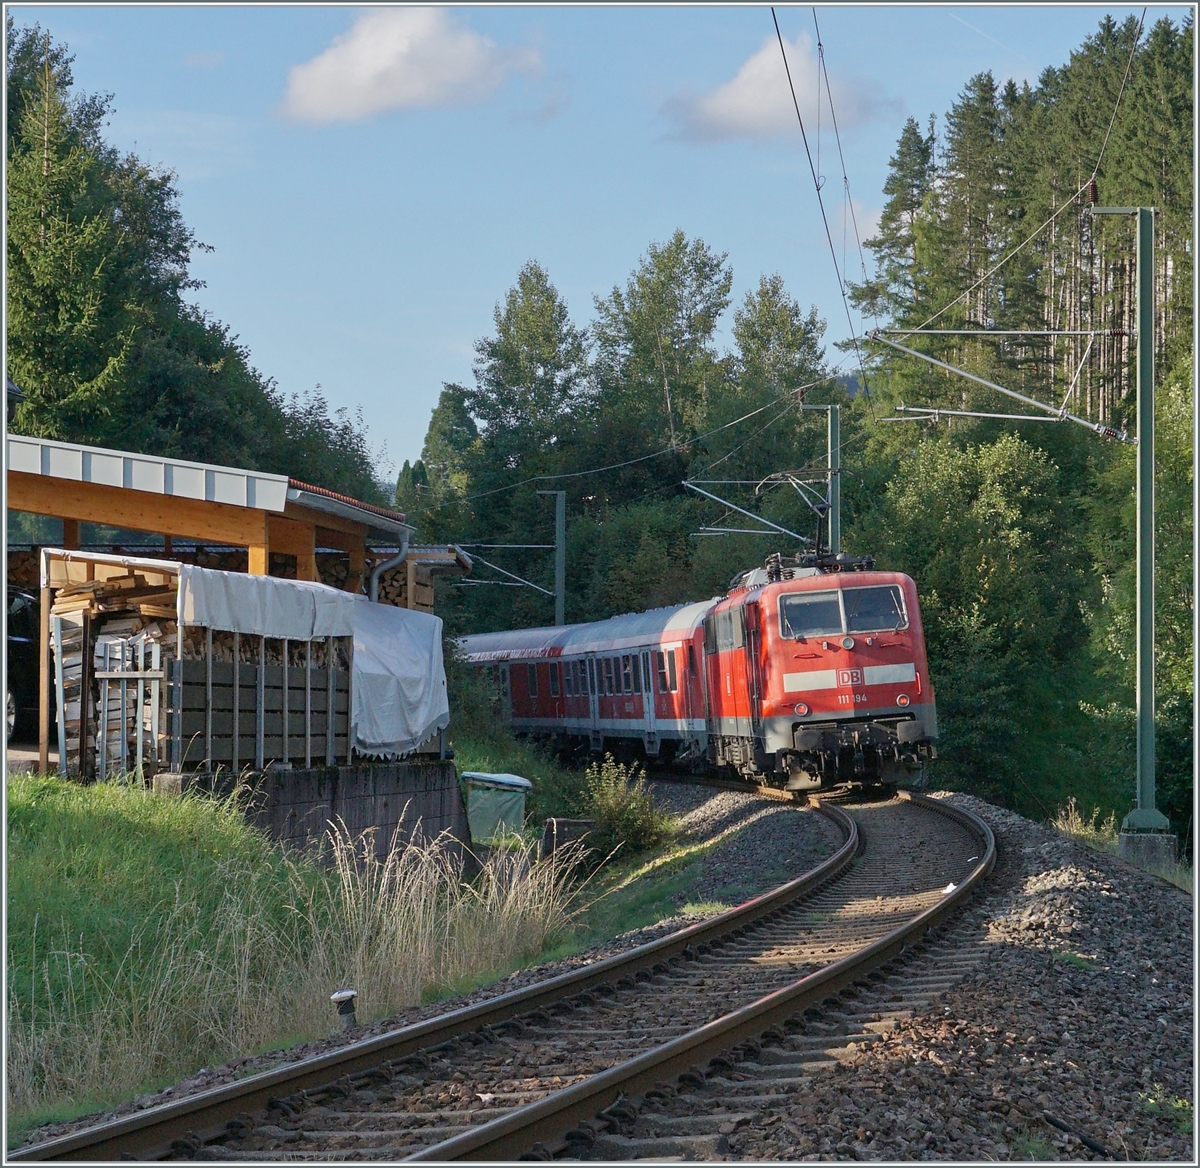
<box><xmin>726</xmin><ymin>791</ymin><xmax>1194</xmax><ymax>1161</ymax></box>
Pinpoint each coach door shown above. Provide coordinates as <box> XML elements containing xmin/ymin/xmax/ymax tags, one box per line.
<box><xmin>586</xmin><ymin>655</ymin><xmax>602</xmax><ymax>750</ymax></box>
<box><xmin>498</xmin><ymin>664</ymin><xmax>512</xmax><ymax>723</ymax></box>
<box><xmin>640</xmin><ymin>649</ymin><xmax>658</xmax><ymax>755</ymax></box>
<box><xmin>743</xmin><ymin>604</ymin><xmax>765</xmax><ymax>744</ymax></box>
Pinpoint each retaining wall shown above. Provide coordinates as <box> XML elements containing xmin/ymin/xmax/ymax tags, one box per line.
<box><xmin>171</xmin><ymin>761</ymin><xmax>468</xmax><ymax>860</ymax></box>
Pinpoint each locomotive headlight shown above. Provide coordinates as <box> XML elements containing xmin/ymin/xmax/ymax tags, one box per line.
<box><xmin>896</xmin><ymin>693</ymin><xmax>911</xmax><ymax>707</ymax></box>
<box><xmin>794</xmin><ymin>702</ymin><xmax>810</xmax><ymax>716</ymax></box>
<box><xmin>841</xmin><ymin>636</ymin><xmax>855</xmax><ymax>650</ymax></box>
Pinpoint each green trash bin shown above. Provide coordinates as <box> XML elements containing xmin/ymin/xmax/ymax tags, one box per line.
<box><xmin>462</xmin><ymin>772</ymin><xmax>533</xmax><ymax>844</ymax></box>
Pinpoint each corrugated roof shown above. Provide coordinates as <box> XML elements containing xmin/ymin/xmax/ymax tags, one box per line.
<box><xmin>5</xmin><ymin>435</ymin><xmax>415</xmax><ymax>539</ymax></box>
<box><xmin>456</xmin><ymin>598</ymin><xmax>719</xmax><ymax>662</ymax></box>
<box><xmin>6</xmin><ymin>434</ymin><xmax>290</xmax><ymax>511</ymax></box>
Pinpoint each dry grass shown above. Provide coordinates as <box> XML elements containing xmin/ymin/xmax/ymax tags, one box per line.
<box><xmin>1050</xmin><ymin>797</ymin><xmax>1120</xmax><ymax>854</ymax></box>
<box><xmin>7</xmin><ymin>781</ymin><xmax>583</xmax><ymax>1129</ymax></box>
<box><xmin>1050</xmin><ymin>796</ymin><xmax>1192</xmax><ymax>893</ymax></box>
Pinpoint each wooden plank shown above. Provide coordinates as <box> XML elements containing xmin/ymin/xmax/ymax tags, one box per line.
<box><xmin>182</xmin><ymin>709</ymin><xmax>336</xmax><ymax>737</ymax></box>
<box><xmin>9</xmin><ymin>470</ymin><xmax>270</xmax><ymax>547</ymax></box>
<box><xmin>180</xmin><ymin>683</ymin><xmax>345</xmax><ymax>714</ymax></box>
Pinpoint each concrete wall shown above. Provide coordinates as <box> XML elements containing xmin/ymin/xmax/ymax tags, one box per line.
<box><xmin>176</xmin><ymin>761</ymin><xmax>468</xmax><ymax>860</ymax></box>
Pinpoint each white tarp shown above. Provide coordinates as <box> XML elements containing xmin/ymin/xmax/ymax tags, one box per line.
<box><xmin>177</xmin><ymin>563</ymin><xmax>447</xmax><ymax>757</ymax></box>
<box><xmin>351</xmin><ymin>600</ymin><xmax>449</xmax><ymax>758</ymax></box>
<box><xmin>178</xmin><ymin>564</ymin><xmax>356</xmax><ymax>639</ymax></box>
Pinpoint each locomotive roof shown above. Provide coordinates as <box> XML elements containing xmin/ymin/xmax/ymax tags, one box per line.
<box><xmin>456</xmin><ymin>598</ymin><xmax>718</xmax><ymax>662</ymax></box>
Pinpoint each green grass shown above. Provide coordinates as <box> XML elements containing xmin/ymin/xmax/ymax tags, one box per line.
<box><xmin>1011</xmin><ymin>1132</ymin><xmax>1055</xmax><ymax>1159</ymax></box>
<box><xmin>1140</xmin><ymin>1086</ymin><xmax>1194</xmax><ymax>1135</ymax></box>
<box><xmin>6</xmin><ymin>774</ymin><xmax>580</xmax><ymax>1145</ymax></box>
<box><xmin>1056</xmin><ymin>950</ymin><xmax>1097</xmax><ymax>971</ymax></box>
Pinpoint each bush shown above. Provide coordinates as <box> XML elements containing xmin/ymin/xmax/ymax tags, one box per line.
<box><xmin>583</xmin><ymin>755</ymin><xmax>674</xmax><ymax>858</ymax></box>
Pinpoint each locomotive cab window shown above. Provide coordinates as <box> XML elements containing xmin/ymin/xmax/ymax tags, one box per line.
<box><xmin>844</xmin><ymin>585</ymin><xmax>908</xmax><ymax>632</ymax></box>
<box><xmin>779</xmin><ymin>591</ymin><xmax>842</xmax><ymax>638</ymax></box>
<box><xmin>779</xmin><ymin>586</ymin><xmax>909</xmax><ymax>639</ymax></box>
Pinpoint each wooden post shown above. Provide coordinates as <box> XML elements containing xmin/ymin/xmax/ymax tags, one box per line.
<box><xmin>406</xmin><ymin>556</ymin><xmax>417</xmax><ymax>610</ymax></box>
<box><xmin>38</xmin><ymin>569</ymin><xmax>50</xmax><ymax>773</ymax></box>
<box><xmin>345</xmin><ymin>542</ymin><xmax>365</xmax><ymax>594</ymax></box>
<box><xmin>80</xmin><ymin>611</ymin><xmax>94</xmax><ymax>782</ymax></box>
<box><xmin>62</xmin><ymin>518</ymin><xmax>80</xmax><ymax>550</ymax></box>
<box><xmin>248</xmin><ymin>543</ymin><xmax>269</xmax><ymax>576</ymax></box>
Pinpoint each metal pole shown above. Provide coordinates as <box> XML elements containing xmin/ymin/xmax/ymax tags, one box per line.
<box><xmin>828</xmin><ymin>405</ymin><xmax>841</xmax><ymax>555</ymax></box>
<box><xmin>537</xmin><ymin>490</ymin><xmax>567</xmax><ymax>624</ymax></box>
<box><xmin>1092</xmin><ymin>205</ymin><xmax>1169</xmax><ymax>833</ymax></box>
<box><xmin>1128</xmin><ymin>207</ymin><xmax>1168</xmax><ymax>831</ymax></box>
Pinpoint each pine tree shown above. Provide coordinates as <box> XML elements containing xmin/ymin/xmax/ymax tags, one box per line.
<box><xmin>850</xmin><ymin>116</ymin><xmax>936</xmax><ymax>319</ymax></box>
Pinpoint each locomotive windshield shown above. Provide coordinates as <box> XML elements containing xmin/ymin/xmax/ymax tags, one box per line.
<box><xmin>779</xmin><ymin>585</ymin><xmax>908</xmax><ymax>638</ymax></box>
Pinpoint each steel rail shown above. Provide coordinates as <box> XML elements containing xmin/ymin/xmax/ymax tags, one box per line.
<box><xmin>12</xmin><ymin>803</ymin><xmax>858</xmax><ymax>1162</ymax></box>
<box><xmin>405</xmin><ymin>792</ymin><xmax>995</xmax><ymax>1161</ymax></box>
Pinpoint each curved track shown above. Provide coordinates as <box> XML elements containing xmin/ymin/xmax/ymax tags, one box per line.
<box><xmin>13</xmin><ymin>791</ymin><xmax>994</xmax><ymax>1162</ymax></box>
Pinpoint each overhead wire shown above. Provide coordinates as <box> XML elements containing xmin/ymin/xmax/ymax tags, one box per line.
<box><xmin>405</xmin><ymin>374</ymin><xmax>837</xmax><ymax>518</ymax></box>
<box><xmin>771</xmin><ymin>7</ymin><xmax>875</xmax><ymax>417</ymax></box>
<box><xmin>812</xmin><ymin>8</ymin><xmax>874</xmax><ymax>322</ymax></box>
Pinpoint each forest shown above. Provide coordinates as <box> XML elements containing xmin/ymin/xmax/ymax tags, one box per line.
<box><xmin>6</xmin><ymin>15</ymin><xmax>1192</xmax><ymax>838</ymax></box>
<box><xmin>397</xmin><ymin>14</ymin><xmax>1193</xmax><ymax>836</ymax></box>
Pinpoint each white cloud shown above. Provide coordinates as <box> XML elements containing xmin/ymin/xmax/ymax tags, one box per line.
<box><xmin>283</xmin><ymin>8</ymin><xmax>540</xmax><ymax>125</ymax></box>
<box><xmin>665</xmin><ymin>32</ymin><xmax>891</xmax><ymax>142</ymax></box>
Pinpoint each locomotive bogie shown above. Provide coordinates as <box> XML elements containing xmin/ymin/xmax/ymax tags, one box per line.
<box><xmin>457</xmin><ymin>559</ymin><xmax>938</xmax><ymax>792</ymax></box>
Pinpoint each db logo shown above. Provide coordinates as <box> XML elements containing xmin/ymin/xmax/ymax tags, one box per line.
<box><xmin>838</xmin><ymin>669</ymin><xmax>863</xmax><ymax>687</ymax></box>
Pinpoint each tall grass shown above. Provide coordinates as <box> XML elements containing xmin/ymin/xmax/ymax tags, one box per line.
<box><xmin>6</xmin><ymin>775</ymin><xmax>582</xmax><ymax>1131</ymax></box>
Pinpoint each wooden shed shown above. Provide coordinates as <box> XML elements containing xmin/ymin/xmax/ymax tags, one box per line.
<box><xmin>5</xmin><ymin>434</ymin><xmax>415</xmax><ymax>773</ymax></box>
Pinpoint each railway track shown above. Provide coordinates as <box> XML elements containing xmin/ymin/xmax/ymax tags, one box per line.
<box><xmin>13</xmin><ymin>790</ymin><xmax>994</xmax><ymax>1162</ymax></box>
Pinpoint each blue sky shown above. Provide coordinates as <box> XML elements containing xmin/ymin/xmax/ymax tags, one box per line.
<box><xmin>9</xmin><ymin>4</ymin><xmax>1186</xmax><ymax>477</ymax></box>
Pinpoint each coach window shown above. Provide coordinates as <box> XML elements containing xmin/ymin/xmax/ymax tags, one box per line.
<box><xmin>632</xmin><ymin>655</ymin><xmax>642</xmax><ymax>693</ymax></box>
<box><xmin>527</xmin><ymin>663</ymin><xmax>539</xmax><ymax>698</ymax></box>
<box><xmin>603</xmin><ymin>657</ymin><xmax>614</xmax><ymax>695</ymax></box>
<box><xmin>687</xmin><ymin>644</ymin><xmax>697</xmax><ymax>676</ymax></box>
<box><xmin>657</xmin><ymin>649</ymin><xmax>678</xmax><ymax>693</ymax></box>
<box><xmin>622</xmin><ymin>655</ymin><xmax>634</xmax><ymax>694</ymax></box>
<box><xmin>642</xmin><ymin>654</ymin><xmax>653</xmax><ymax>692</ymax></box>
<box><xmin>499</xmin><ymin>666</ymin><xmax>510</xmax><ymax>700</ymax></box>
<box><xmin>549</xmin><ymin>661</ymin><xmax>561</xmax><ymax>698</ymax></box>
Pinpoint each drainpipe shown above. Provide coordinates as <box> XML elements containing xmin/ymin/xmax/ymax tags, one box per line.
<box><xmin>368</xmin><ymin>531</ymin><xmax>410</xmax><ymax>603</ymax></box>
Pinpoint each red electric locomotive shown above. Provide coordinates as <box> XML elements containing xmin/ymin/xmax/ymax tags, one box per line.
<box><xmin>457</xmin><ymin>551</ymin><xmax>937</xmax><ymax>791</ymax></box>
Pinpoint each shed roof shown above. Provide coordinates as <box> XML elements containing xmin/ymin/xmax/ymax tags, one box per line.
<box><xmin>6</xmin><ymin>434</ymin><xmax>414</xmax><ymax>539</ymax></box>
<box><xmin>7</xmin><ymin>433</ymin><xmax>290</xmax><ymax>511</ymax></box>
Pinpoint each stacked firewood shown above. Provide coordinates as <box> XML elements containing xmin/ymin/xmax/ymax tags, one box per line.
<box><xmin>50</xmin><ymin>573</ymin><xmax>179</xmax><ymax>778</ymax></box>
<box><xmin>370</xmin><ymin>566</ymin><xmax>416</xmax><ymax>608</ymax></box>
<box><xmin>51</xmin><ymin>573</ymin><xmax>179</xmax><ymax>620</ymax></box>
<box><xmin>180</xmin><ymin>628</ymin><xmax>349</xmax><ymax>669</ymax></box>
